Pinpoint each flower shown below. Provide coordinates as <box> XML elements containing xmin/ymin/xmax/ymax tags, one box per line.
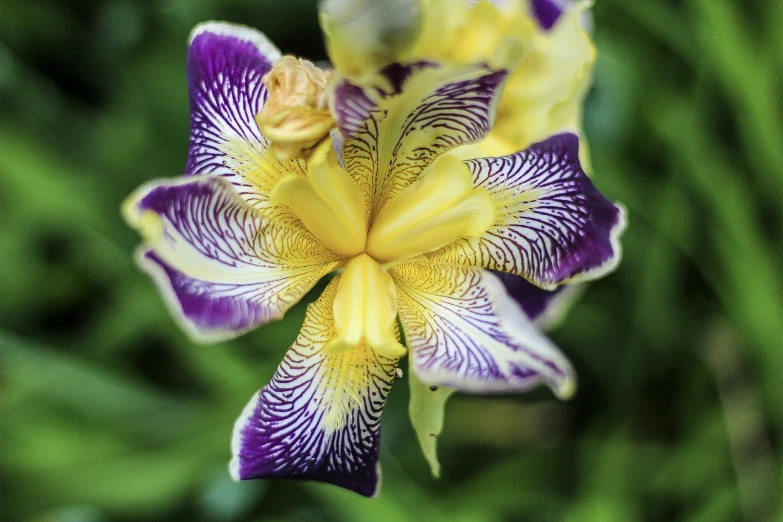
<box><xmin>323</xmin><ymin>0</ymin><xmax>596</xmax><ymax>161</ymax></box>
<box><xmin>123</xmin><ymin>17</ymin><xmax>625</xmax><ymax>497</ymax></box>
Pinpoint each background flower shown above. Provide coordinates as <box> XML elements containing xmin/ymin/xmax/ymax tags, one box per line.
<box><xmin>1</xmin><ymin>0</ymin><xmax>782</xmax><ymax>520</ymax></box>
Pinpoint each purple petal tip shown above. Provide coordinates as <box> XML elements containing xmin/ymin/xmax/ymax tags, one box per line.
<box><xmin>529</xmin><ymin>0</ymin><xmax>563</xmax><ymax>30</ymax></box>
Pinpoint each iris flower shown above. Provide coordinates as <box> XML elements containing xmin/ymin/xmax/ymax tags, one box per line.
<box><xmin>123</xmin><ymin>12</ymin><xmax>624</xmax><ymax>497</ymax></box>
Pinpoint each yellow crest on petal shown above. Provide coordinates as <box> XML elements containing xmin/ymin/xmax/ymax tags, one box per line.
<box><xmin>328</xmin><ymin>254</ymin><xmax>406</xmax><ymax>358</ymax></box>
<box><xmin>366</xmin><ymin>154</ymin><xmax>494</xmax><ymax>263</ymax></box>
<box><xmin>271</xmin><ymin>140</ymin><xmax>367</xmax><ymax>257</ymax></box>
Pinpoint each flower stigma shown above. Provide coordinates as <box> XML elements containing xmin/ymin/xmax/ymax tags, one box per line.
<box><xmin>326</xmin><ymin>253</ymin><xmax>406</xmax><ymax>358</ymax></box>
<box><xmin>270</xmin><ymin>140</ymin><xmax>367</xmax><ymax>257</ymax></box>
<box><xmin>366</xmin><ymin>154</ymin><xmax>495</xmax><ymax>263</ymax></box>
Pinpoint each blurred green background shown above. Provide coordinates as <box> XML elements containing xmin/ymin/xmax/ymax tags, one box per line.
<box><xmin>1</xmin><ymin>0</ymin><xmax>782</xmax><ymax>520</ymax></box>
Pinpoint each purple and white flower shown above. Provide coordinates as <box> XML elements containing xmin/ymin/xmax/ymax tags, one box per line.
<box><xmin>123</xmin><ymin>16</ymin><xmax>625</xmax><ymax>496</ymax></box>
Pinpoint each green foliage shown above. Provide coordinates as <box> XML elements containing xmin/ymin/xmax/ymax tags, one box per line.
<box><xmin>1</xmin><ymin>0</ymin><xmax>781</xmax><ymax>520</ymax></box>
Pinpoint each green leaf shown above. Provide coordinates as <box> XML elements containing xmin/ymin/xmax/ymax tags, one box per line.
<box><xmin>407</xmin><ymin>361</ymin><xmax>455</xmax><ymax>478</ymax></box>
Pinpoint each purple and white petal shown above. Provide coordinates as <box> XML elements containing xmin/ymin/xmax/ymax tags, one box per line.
<box><xmin>392</xmin><ymin>263</ymin><xmax>575</xmax><ymax>397</ymax></box>
<box><xmin>495</xmin><ymin>271</ymin><xmax>584</xmax><ymax>331</ymax></box>
<box><xmin>186</xmin><ymin>22</ymin><xmax>308</xmax><ymax>215</ymax></box>
<box><xmin>528</xmin><ymin>0</ymin><xmax>563</xmax><ymax>30</ymax></box>
<box><xmin>123</xmin><ymin>176</ymin><xmax>340</xmax><ymax>342</ymax></box>
<box><xmin>331</xmin><ymin>60</ymin><xmax>510</xmax><ymax>220</ymax></box>
<box><xmin>429</xmin><ymin>133</ymin><xmax>626</xmax><ymax>289</ymax></box>
<box><xmin>231</xmin><ymin>279</ymin><xmax>399</xmax><ymax>497</ymax></box>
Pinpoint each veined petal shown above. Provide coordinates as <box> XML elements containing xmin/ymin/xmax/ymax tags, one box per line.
<box><xmin>330</xmin><ymin>56</ymin><xmax>516</xmax><ymax>220</ymax></box>
<box><xmin>392</xmin><ymin>263</ymin><xmax>575</xmax><ymax>397</ymax></box>
<box><xmin>186</xmin><ymin>22</ymin><xmax>308</xmax><ymax>221</ymax></box>
<box><xmin>123</xmin><ymin>176</ymin><xmax>340</xmax><ymax>342</ymax></box>
<box><xmin>428</xmin><ymin>134</ymin><xmax>626</xmax><ymax>289</ymax></box>
<box><xmin>230</xmin><ymin>279</ymin><xmax>399</xmax><ymax>497</ymax></box>
<box><xmin>495</xmin><ymin>271</ymin><xmax>584</xmax><ymax>331</ymax></box>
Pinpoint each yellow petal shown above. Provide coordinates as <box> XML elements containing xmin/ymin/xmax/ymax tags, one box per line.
<box><xmin>487</xmin><ymin>2</ymin><xmax>596</xmax><ymax>162</ymax></box>
<box><xmin>366</xmin><ymin>154</ymin><xmax>494</xmax><ymax>263</ymax></box>
<box><xmin>410</xmin><ymin>0</ymin><xmax>520</xmax><ymax>65</ymax></box>
<box><xmin>328</xmin><ymin>254</ymin><xmax>406</xmax><ymax>358</ymax></box>
<box><xmin>271</xmin><ymin>141</ymin><xmax>367</xmax><ymax>257</ymax></box>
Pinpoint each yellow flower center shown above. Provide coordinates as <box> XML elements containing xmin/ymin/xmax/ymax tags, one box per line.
<box><xmin>272</xmin><ymin>142</ymin><xmax>495</xmax><ymax>356</ymax></box>
<box><xmin>271</xmin><ymin>142</ymin><xmax>367</xmax><ymax>257</ymax></box>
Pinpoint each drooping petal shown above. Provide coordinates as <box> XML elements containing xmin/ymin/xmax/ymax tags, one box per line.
<box><xmin>428</xmin><ymin>134</ymin><xmax>626</xmax><ymax>289</ymax></box>
<box><xmin>330</xmin><ymin>53</ymin><xmax>518</xmax><ymax>220</ymax></box>
<box><xmin>392</xmin><ymin>263</ymin><xmax>575</xmax><ymax>397</ymax></box>
<box><xmin>494</xmin><ymin>271</ymin><xmax>584</xmax><ymax>330</ymax></box>
<box><xmin>123</xmin><ymin>176</ymin><xmax>340</xmax><ymax>342</ymax></box>
<box><xmin>186</xmin><ymin>22</ymin><xmax>308</xmax><ymax>220</ymax></box>
<box><xmin>230</xmin><ymin>279</ymin><xmax>399</xmax><ymax>497</ymax></box>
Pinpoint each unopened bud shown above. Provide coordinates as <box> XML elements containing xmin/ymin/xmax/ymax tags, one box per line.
<box><xmin>256</xmin><ymin>56</ymin><xmax>335</xmax><ymax>161</ymax></box>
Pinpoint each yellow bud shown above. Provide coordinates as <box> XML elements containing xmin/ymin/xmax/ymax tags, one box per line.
<box><xmin>256</xmin><ymin>56</ymin><xmax>335</xmax><ymax>160</ymax></box>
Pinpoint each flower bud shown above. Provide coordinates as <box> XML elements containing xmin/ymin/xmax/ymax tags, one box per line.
<box><xmin>256</xmin><ymin>56</ymin><xmax>335</xmax><ymax>160</ymax></box>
